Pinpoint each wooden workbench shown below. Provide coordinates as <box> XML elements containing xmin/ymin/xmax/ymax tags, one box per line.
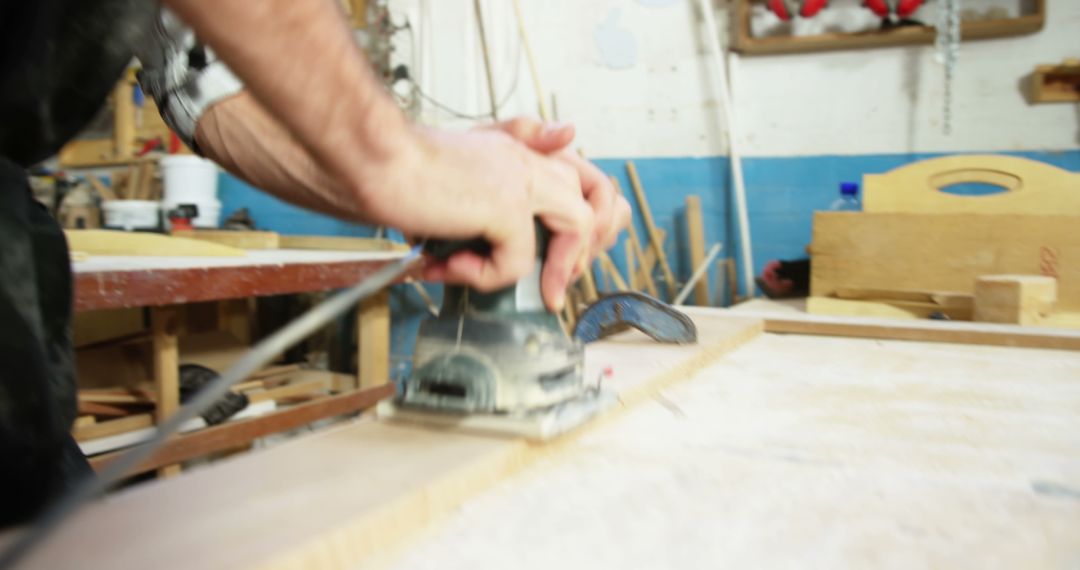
<box><xmin>7</xmin><ymin>307</ymin><xmax>1079</xmax><ymax>568</ymax></box>
<box><xmin>73</xmin><ymin>249</ymin><xmax>405</xmax><ymax>311</ymax></box>
<box><xmin>72</xmin><ymin>249</ymin><xmax>406</xmax><ymax>475</ymax></box>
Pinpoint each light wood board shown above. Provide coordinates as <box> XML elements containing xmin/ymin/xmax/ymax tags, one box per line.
<box><xmin>384</xmin><ymin>333</ymin><xmax>1080</xmax><ymax>569</ymax></box>
<box><xmin>66</xmin><ymin>230</ymin><xmax>246</xmax><ymax>257</ymax></box>
<box><xmin>810</xmin><ymin>212</ymin><xmax>1080</xmax><ymax>311</ymax></box>
<box><xmin>863</xmin><ymin>154</ymin><xmax>1080</xmax><ymax>215</ymax></box>
<box><xmin>3</xmin><ymin>314</ymin><xmax>763</xmax><ymax>569</ymax></box>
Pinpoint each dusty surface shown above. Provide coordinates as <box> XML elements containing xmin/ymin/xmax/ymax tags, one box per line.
<box><xmin>385</xmin><ymin>334</ymin><xmax>1080</xmax><ymax>570</ymax></box>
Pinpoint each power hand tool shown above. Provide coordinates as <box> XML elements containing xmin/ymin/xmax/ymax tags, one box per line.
<box><xmin>380</xmin><ymin>225</ymin><xmax>696</xmax><ymax>441</ymax></box>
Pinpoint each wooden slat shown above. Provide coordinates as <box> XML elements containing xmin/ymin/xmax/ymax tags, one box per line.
<box><xmin>152</xmin><ymin>305</ymin><xmax>182</xmax><ymax>478</ymax></box>
<box><xmin>761</xmin><ymin>313</ymin><xmax>1080</xmax><ymax>351</ymax></box>
<box><xmin>684</xmin><ymin>195</ymin><xmax>710</xmax><ymax>306</ymax></box>
<box><xmin>358</xmin><ymin>289</ymin><xmax>391</xmax><ymax>389</ymax></box>
<box><xmin>88</xmin><ymin>384</ymin><xmax>395</xmax><ymax>476</ymax></box>
<box><xmin>74</xmin><ymin>414</ymin><xmax>154</xmax><ymax>442</ymax></box>
<box><xmin>278</xmin><ymin>235</ymin><xmax>408</xmax><ymax>252</ymax></box>
<box><xmin>65</xmin><ymin>230</ymin><xmax>245</xmax><ymax>257</ymax></box>
<box><xmin>626</xmin><ymin>162</ymin><xmax>677</xmax><ymax>299</ymax></box>
<box><xmin>171</xmin><ymin>230</ymin><xmax>281</xmax><ymax>250</ymax></box>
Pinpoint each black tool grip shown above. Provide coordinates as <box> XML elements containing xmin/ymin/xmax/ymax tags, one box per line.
<box><xmin>423</xmin><ymin>222</ymin><xmax>549</xmax><ymax>261</ymax></box>
<box><xmin>423</xmin><ymin>237</ymin><xmax>493</xmax><ymax>260</ymax></box>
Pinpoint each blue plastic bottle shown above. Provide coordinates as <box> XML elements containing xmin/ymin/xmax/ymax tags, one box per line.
<box><xmin>830</xmin><ymin>182</ymin><xmax>861</xmax><ymax>211</ymax></box>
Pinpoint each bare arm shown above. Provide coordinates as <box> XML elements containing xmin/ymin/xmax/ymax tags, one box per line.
<box><xmin>163</xmin><ymin>0</ymin><xmax>622</xmax><ymax>311</ymax></box>
<box><xmin>194</xmin><ymin>91</ymin><xmax>366</xmax><ymax>222</ymax></box>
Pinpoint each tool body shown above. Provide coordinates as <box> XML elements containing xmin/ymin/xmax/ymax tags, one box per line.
<box><xmin>384</xmin><ymin>229</ymin><xmax>697</xmax><ymax>440</ymax></box>
<box><xmin>394</xmin><ymin>226</ymin><xmax>598</xmax><ymax>431</ymax></box>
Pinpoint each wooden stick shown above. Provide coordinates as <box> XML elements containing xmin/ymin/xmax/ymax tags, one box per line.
<box><xmin>625</xmin><ymin>245</ymin><xmax>637</xmax><ymax>291</ymax></box>
<box><xmin>473</xmin><ymin>0</ymin><xmax>499</xmax><ymax>121</ymax></box>
<box><xmin>726</xmin><ymin>257</ymin><xmax>738</xmax><ymax>306</ymax></box>
<box><xmin>626</xmin><ymin>161</ymin><xmax>677</xmax><ymax>299</ymax></box>
<box><xmin>674</xmin><ymin>243</ymin><xmax>722</xmax><ymax>305</ymax></box>
<box><xmin>579</xmin><ymin>268</ymin><xmax>599</xmax><ymax>303</ymax></box>
<box><xmin>598</xmin><ymin>252</ymin><xmax>629</xmax><ymax>292</ymax></box>
<box><xmin>87</xmin><ymin>176</ymin><xmax>117</xmax><ymax>201</ymax></box>
<box><xmin>684</xmin><ymin>195</ymin><xmax>710</xmax><ymax>306</ymax></box>
<box><xmin>510</xmin><ymin>0</ymin><xmax>551</xmax><ymax>121</ymax></box>
<box><xmin>611</xmin><ymin>176</ymin><xmax>658</xmax><ymax>297</ymax></box>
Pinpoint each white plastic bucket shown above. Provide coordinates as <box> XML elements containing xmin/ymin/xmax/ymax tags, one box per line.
<box><xmin>103</xmin><ymin>200</ymin><xmax>161</xmax><ymax>231</ymax></box>
<box><xmin>160</xmin><ymin>155</ymin><xmax>218</xmax><ymax>205</ymax></box>
<box><xmin>163</xmin><ymin>199</ymin><xmax>221</xmax><ymax>229</ymax></box>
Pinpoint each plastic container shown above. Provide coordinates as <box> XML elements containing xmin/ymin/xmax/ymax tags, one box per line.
<box><xmin>830</xmin><ymin>182</ymin><xmax>861</xmax><ymax>211</ymax></box>
<box><xmin>103</xmin><ymin>200</ymin><xmax>161</xmax><ymax>231</ymax></box>
<box><xmin>160</xmin><ymin>155</ymin><xmax>218</xmax><ymax>205</ymax></box>
<box><xmin>163</xmin><ymin>199</ymin><xmax>221</xmax><ymax>229</ymax></box>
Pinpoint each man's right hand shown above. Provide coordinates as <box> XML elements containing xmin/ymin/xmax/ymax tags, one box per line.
<box><xmin>364</xmin><ymin>127</ymin><xmax>596</xmax><ymax>312</ymax></box>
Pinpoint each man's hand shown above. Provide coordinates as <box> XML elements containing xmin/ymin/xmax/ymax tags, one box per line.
<box><xmin>364</xmin><ymin>127</ymin><xmax>596</xmax><ymax>312</ymax></box>
<box><xmin>489</xmin><ymin>118</ymin><xmax>632</xmax><ymax>264</ymax></box>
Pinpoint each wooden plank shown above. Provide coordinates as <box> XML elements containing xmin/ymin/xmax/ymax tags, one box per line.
<box><xmin>684</xmin><ymin>195</ymin><xmax>710</xmax><ymax>306</ymax></box>
<box><xmin>626</xmin><ymin>161</ymin><xmax>677</xmax><ymax>299</ymax></box>
<box><xmin>278</xmin><ymin>235</ymin><xmax>407</xmax><ymax>252</ymax></box>
<box><xmin>89</xmin><ymin>384</ymin><xmax>395</xmax><ymax>476</ymax></box>
<box><xmin>9</xmin><ymin>314</ymin><xmax>763</xmax><ymax>570</ymax></box>
<box><xmin>358</xmin><ymin>289</ymin><xmax>391</xmax><ymax>389</ymax></box>
<box><xmin>73</xmin><ymin>256</ymin><xmax>404</xmax><ymax>312</ymax></box>
<box><xmin>65</xmin><ymin>230</ymin><xmax>245</xmax><ymax>257</ymax></box>
<box><xmin>246</xmin><ymin>376</ymin><xmax>330</xmax><ymax>404</ymax></box>
<box><xmin>73</xmin><ymin>413</ymin><xmax>154</xmax><ymax>443</ymax></box>
<box><xmin>78</xmin><ymin>389</ymin><xmax>155</xmax><ymax>405</ymax></box>
<box><xmin>151</xmin><ymin>305</ymin><xmax>181</xmax><ymax>478</ymax></box>
<box><xmin>810</xmin><ymin>213</ymin><xmax>1080</xmax><ymax>311</ymax></box>
<box><xmin>77</xmin><ymin>401</ymin><xmax>137</xmax><ymax>418</ymax></box>
<box><xmin>171</xmin><ymin>230</ymin><xmax>281</xmax><ymax>250</ymax></box>
<box><xmin>380</xmin><ymin>331</ymin><xmax>1080</xmax><ymax>569</ymax></box>
<box><xmin>862</xmin><ymin>155</ymin><xmax>1080</xmax><ymax>215</ymax></box>
<box><xmin>757</xmin><ymin>311</ymin><xmax>1080</xmax><ymax>351</ymax></box>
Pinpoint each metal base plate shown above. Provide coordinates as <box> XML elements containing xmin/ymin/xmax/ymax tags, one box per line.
<box><xmin>378</xmin><ymin>389</ymin><xmax>618</xmax><ymax>442</ymax></box>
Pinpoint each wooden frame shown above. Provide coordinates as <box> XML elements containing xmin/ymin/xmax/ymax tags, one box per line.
<box><xmin>731</xmin><ymin>0</ymin><xmax>1046</xmax><ymax>56</ymax></box>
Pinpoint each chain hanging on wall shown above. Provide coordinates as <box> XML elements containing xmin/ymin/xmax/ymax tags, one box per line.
<box><xmin>934</xmin><ymin>0</ymin><xmax>961</xmax><ymax>135</ymax></box>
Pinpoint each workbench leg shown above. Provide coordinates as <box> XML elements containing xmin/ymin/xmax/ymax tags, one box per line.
<box><xmin>218</xmin><ymin>299</ymin><xmax>252</xmax><ymax>345</ymax></box>
<box><xmin>357</xmin><ymin>289</ymin><xmax>391</xmax><ymax>390</ymax></box>
<box><xmin>152</xmin><ymin>305</ymin><xmax>182</xmax><ymax>478</ymax></box>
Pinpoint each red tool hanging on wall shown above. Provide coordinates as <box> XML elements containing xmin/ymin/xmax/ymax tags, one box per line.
<box><xmin>863</xmin><ymin>0</ymin><xmax>925</xmax><ymax>19</ymax></box>
<box><xmin>766</xmin><ymin>0</ymin><xmax>828</xmax><ymax>21</ymax></box>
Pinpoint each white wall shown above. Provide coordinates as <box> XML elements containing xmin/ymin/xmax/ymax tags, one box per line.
<box><xmin>388</xmin><ymin>0</ymin><xmax>1080</xmax><ymax>158</ymax></box>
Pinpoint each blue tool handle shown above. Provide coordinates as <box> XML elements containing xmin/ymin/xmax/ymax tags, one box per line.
<box><xmin>573</xmin><ymin>291</ymin><xmax>697</xmax><ymax>344</ymax></box>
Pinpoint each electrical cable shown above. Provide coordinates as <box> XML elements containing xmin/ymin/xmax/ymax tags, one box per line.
<box><xmin>399</xmin><ymin>14</ymin><xmax>522</xmax><ymax>122</ymax></box>
<box><xmin>0</xmin><ymin>245</ymin><xmax>424</xmax><ymax>569</ymax></box>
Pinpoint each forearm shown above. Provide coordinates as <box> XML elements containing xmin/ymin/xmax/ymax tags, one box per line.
<box><xmin>195</xmin><ymin>91</ymin><xmax>367</xmax><ymax>222</ymax></box>
<box><xmin>163</xmin><ymin>0</ymin><xmax>415</xmax><ymax>212</ymax></box>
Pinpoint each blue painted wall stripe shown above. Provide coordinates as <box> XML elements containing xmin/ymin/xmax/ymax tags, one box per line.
<box><xmin>217</xmin><ymin>149</ymin><xmax>1080</xmax><ymax>371</ymax></box>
